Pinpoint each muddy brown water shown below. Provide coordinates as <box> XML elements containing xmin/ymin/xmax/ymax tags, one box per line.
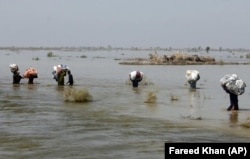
<box><xmin>0</xmin><ymin>50</ymin><xmax>250</xmax><ymax>159</ymax></box>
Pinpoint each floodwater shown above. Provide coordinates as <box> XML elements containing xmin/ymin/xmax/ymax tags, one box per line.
<box><xmin>0</xmin><ymin>49</ymin><xmax>250</xmax><ymax>159</ymax></box>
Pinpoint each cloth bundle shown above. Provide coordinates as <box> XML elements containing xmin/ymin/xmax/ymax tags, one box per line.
<box><xmin>23</xmin><ymin>67</ymin><xmax>38</xmax><ymax>78</ymax></box>
<box><xmin>53</xmin><ymin>64</ymin><xmax>70</xmax><ymax>74</ymax></box>
<box><xmin>129</xmin><ymin>71</ymin><xmax>143</xmax><ymax>81</ymax></box>
<box><xmin>52</xmin><ymin>64</ymin><xmax>70</xmax><ymax>80</ymax></box>
<box><xmin>220</xmin><ymin>74</ymin><xmax>246</xmax><ymax>95</ymax></box>
<box><xmin>185</xmin><ymin>70</ymin><xmax>200</xmax><ymax>84</ymax></box>
<box><xmin>10</xmin><ymin>64</ymin><xmax>19</xmax><ymax>73</ymax></box>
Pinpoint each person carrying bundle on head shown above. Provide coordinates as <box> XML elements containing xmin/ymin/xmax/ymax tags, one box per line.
<box><xmin>10</xmin><ymin>64</ymin><xmax>23</xmax><ymax>84</ymax></box>
<box><xmin>57</xmin><ymin>68</ymin><xmax>67</xmax><ymax>86</ymax></box>
<box><xmin>185</xmin><ymin>70</ymin><xmax>200</xmax><ymax>89</ymax></box>
<box><xmin>52</xmin><ymin>64</ymin><xmax>68</xmax><ymax>86</ymax></box>
<box><xmin>129</xmin><ymin>71</ymin><xmax>144</xmax><ymax>88</ymax></box>
<box><xmin>220</xmin><ymin>74</ymin><xmax>246</xmax><ymax>111</ymax></box>
<box><xmin>23</xmin><ymin>67</ymin><xmax>38</xmax><ymax>84</ymax></box>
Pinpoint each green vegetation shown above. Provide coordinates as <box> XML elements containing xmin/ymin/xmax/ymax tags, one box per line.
<box><xmin>32</xmin><ymin>57</ymin><xmax>40</xmax><ymax>60</ymax></box>
<box><xmin>80</xmin><ymin>55</ymin><xmax>87</xmax><ymax>58</ymax></box>
<box><xmin>218</xmin><ymin>60</ymin><xmax>224</xmax><ymax>65</ymax></box>
<box><xmin>170</xmin><ymin>94</ymin><xmax>179</xmax><ymax>101</ymax></box>
<box><xmin>0</xmin><ymin>46</ymin><xmax>250</xmax><ymax>53</ymax></box>
<box><xmin>246</xmin><ymin>53</ymin><xmax>250</xmax><ymax>58</ymax></box>
<box><xmin>47</xmin><ymin>51</ymin><xmax>54</xmax><ymax>57</ymax></box>
<box><xmin>240</xmin><ymin>117</ymin><xmax>250</xmax><ymax>128</ymax></box>
<box><xmin>63</xmin><ymin>87</ymin><xmax>93</xmax><ymax>103</ymax></box>
<box><xmin>144</xmin><ymin>91</ymin><xmax>157</xmax><ymax>103</ymax></box>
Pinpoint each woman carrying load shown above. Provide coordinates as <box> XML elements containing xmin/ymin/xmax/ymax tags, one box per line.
<box><xmin>23</xmin><ymin>67</ymin><xmax>38</xmax><ymax>84</ymax></box>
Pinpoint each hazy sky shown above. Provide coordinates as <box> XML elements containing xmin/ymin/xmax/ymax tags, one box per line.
<box><xmin>0</xmin><ymin>0</ymin><xmax>250</xmax><ymax>49</ymax></box>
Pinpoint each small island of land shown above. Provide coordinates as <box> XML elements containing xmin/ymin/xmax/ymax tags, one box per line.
<box><xmin>119</xmin><ymin>51</ymin><xmax>250</xmax><ymax>65</ymax></box>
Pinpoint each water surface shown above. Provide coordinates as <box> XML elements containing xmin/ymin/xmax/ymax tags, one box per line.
<box><xmin>0</xmin><ymin>50</ymin><xmax>250</xmax><ymax>159</ymax></box>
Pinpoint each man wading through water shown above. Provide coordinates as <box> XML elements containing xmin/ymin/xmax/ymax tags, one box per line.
<box><xmin>220</xmin><ymin>74</ymin><xmax>246</xmax><ymax>111</ymax></box>
<box><xmin>129</xmin><ymin>71</ymin><xmax>144</xmax><ymax>88</ymax></box>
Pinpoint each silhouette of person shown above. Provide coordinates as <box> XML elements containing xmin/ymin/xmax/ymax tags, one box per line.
<box><xmin>129</xmin><ymin>71</ymin><xmax>143</xmax><ymax>87</ymax></box>
<box><xmin>66</xmin><ymin>70</ymin><xmax>74</xmax><ymax>86</ymax></box>
<box><xmin>13</xmin><ymin>71</ymin><xmax>23</xmax><ymax>84</ymax></box>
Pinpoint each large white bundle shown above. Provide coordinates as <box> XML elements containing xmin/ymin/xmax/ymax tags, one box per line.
<box><xmin>220</xmin><ymin>74</ymin><xmax>246</xmax><ymax>95</ymax></box>
<box><xmin>59</xmin><ymin>64</ymin><xmax>70</xmax><ymax>70</ymax></box>
<box><xmin>53</xmin><ymin>64</ymin><xmax>70</xmax><ymax>73</ymax></box>
<box><xmin>129</xmin><ymin>71</ymin><xmax>143</xmax><ymax>81</ymax></box>
<box><xmin>10</xmin><ymin>64</ymin><xmax>19</xmax><ymax>73</ymax></box>
<box><xmin>130</xmin><ymin>71</ymin><xmax>137</xmax><ymax>80</ymax></box>
<box><xmin>52</xmin><ymin>64</ymin><xmax>70</xmax><ymax>80</ymax></box>
<box><xmin>185</xmin><ymin>70</ymin><xmax>200</xmax><ymax>83</ymax></box>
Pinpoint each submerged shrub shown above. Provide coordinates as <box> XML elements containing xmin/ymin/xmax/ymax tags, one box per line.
<box><xmin>217</xmin><ymin>60</ymin><xmax>224</xmax><ymax>65</ymax></box>
<box><xmin>170</xmin><ymin>94</ymin><xmax>179</xmax><ymax>101</ymax></box>
<box><xmin>246</xmin><ymin>53</ymin><xmax>250</xmax><ymax>59</ymax></box>
<box><xmin>47</xmin><ymin>52</ymin><xmax>54</xmax><ymax>57</ymax></box>
<box><xmin>32</xmin><ymin>57</ymin><xmax>40</xmax><ymax>60</ymax></box>
<box><xmin>240</xmin><ymin>117</ymin><xmax>250</xmax><ymax>128</ymax></box>
<box><xmin>144</xmin><ymin>90</ymin><xmax>157</xmax><ymax>103</ymax></box>
<box><xmin>80</xmin><ymin>55</ymin><xmax>87</xmax><ymax>58</ymax></box>
<box><xmin>63</xmin><ymin>87</ymin><xmax>93</xmax><ymax>103</ymax></box>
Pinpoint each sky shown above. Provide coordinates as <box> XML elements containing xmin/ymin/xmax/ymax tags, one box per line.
<box><xmin>0</xmin><ymin>0</ymin><xmax>250</xmax><ymax>49</ymax></box>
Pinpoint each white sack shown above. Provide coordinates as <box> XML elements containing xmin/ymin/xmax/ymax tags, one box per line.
<box><xmin>10</xmin><ymin>64</ymin><xmax>19</xmax><ymax>73</ymax></box>
<box><xmin>220</xmin><ymin>74</ymin><xmax>246</xmax><ymax>95</ymax></box>
<box><xmin>185</xmin><ymin>70</ymin><xmax>200</xmax><ymax>83</ymax></box>
<box><xmin>129</xmin><ymin>71</ymin><xmax>143</xmax><ymax>81</ymax></box>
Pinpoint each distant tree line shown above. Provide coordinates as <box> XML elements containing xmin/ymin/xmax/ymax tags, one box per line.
<box><xmin>0</xmin><ymin>46</ymin><xmax>249</xmax><ymax>52</ymax></box>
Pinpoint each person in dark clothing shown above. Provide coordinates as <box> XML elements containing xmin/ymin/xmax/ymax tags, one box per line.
<box><xmin>227</xmin><ymin>93</ymin><xmax>239</xmax><ymax>111</ymax></box>
<box><xmin>129</xmin><ymin>71</ymin><xmax>143</xmax><ymax>88</ymax></box>
<box><xmin>131</xmin><ymin>78</ymin><xmax>141</xmax><ymax>87</ymax></box>
<box><xmin>220</xmin><ymin>74</ymin><xmax>246</xmax><ymax>111</ymax></box>
<box><xmin>66</xmin><ymin>70</ymin><xmax>74</xmax><ymax>86</ymax></box>
<box><xmin>222</xmin><ymin>85</ymin><xmax>239</xmax><ymax>111</ymax></box>
<box><xmin>28</xmin><ymin>74</ymin><xmax>38</xmax><ymax>84</ymax></box>
<box><xmin>13</xmin><ymin>71</ymin><xmax>23</xmax><ymax>84</ymax></box>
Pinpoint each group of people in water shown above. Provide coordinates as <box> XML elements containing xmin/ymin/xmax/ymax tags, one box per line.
<box><xmin>130</xmin><ymin>69</ymin><xmax>246</xmax><ymax>112</ymax></box>
<box><xmin>51</xmin><ymin>64</ymin><xmax>74</xmax><ymax>86</ymax></box>
<box><xmin>10</xmin><ymin>64</ymin><xmax>74</xmax><ymax>86</ymax></box>
<box><xmin>184</xmin><ymin>70</ymin><xmax>246</xmax><ymax>111</ymax></box>
<box><xmin>9</xmin><ymin>63</ymin><xmax>246</xmax><ymax>112</ymax></box>
<box><xmin>10</xmin><ymin>63</ymin><xmax>142</xmax><ymax>87</ymax></box>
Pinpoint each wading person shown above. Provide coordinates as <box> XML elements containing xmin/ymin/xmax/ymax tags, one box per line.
<box><xmin>220</xmin><ymin>74</ymin><xmax>246</xmax><ymax>111</ymax></box>
<box><xmin>66</xmin><ymin>70</ymin><xmax>74</xmax><ymax>86</ymax></box>
<box><xmin>129</xmin><ymin>71</ymin><xmax>144</xmax><ymax>88</ymax></box>
<box><xmin>228</xmin><ymin>92</ymin><xmax>238</xmax><ymax>111</ymax></box>
<box><xmin>58</xmin><ymin>69</ymin><xmax>66</xmax><ymax>86</ymax></box>
<box><xmin>28</xmin><ymin>74</ymin><xmax>38</xmax><ymax>84</ymax></box>
<box><xmin>10</xmin><ymin>64</ymin><xmax>23</xmax><ymax>84</ymax></box>
<box><xmin>185</xmin><ymin>70</ymin><xmax>200</xmax><ymax>89</ymax></box>
<box><xmin>23</xmin><ymin>67</ymin><xmax>38</xmax><ymax>84</ymax></box>
<box><xmin>52</xmin><ymin>64</ymin><xmax>69</xmax><ymax>86</ymax></box>
<box><xmin>221</xmin><ymin>83</ymin><xmax>239</xmax><ymax>111</ymax></box>
<box><xmin>13</xmin><ymin>70</ymin><xmax>23</xmax><ymax>84</ymax></box>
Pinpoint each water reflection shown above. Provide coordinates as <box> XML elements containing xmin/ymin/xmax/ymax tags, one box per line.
<box><xmin>188</xmin><ymin>88</ymin><xmax>202</xmax><ymax>119</ymax></box>
<box><xmin>132</xmin><ymin>86</ymin><xmax>142</xmax><ymax>93</ymax></box>
<box><xmin>12</xmin><ymin>84</ymin><xmax>21</xmax><ymax>90</ymax></box>
<box><xmin>229</xmin><ymin>111</ymin><xmax>238</xmax><ymax>125</ymax></box>
<box><xmin>56</xmin><ymin>85</ymin><xmax>65</xmax><ymax>91</ymax></box>
<box><xmin>26</xmin><ymin>84</ymin><xmax>38</xmax><ymax>90</ymax></box>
